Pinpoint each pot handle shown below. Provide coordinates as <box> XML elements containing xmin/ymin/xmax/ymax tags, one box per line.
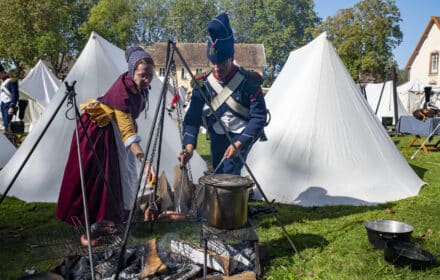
<box><xmin>379</xmin><ymin>233</ymin><xmax>398</xmax><ymax>240</ymax></box>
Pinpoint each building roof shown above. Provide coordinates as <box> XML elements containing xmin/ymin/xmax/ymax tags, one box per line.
<box><xmin>405</xmin><ymin>16</ymin><xmax>440</xmax><ymax>71</ymax></box>
<box><xmin>144</xmin><ymin>42</ymin><xmax>266</xmax><ymax>69</ymax></box>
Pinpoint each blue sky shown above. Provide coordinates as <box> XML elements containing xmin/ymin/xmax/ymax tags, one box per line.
<box><xmin>313</xmin><ymin>0</ymin><xmax>438</xmax><ymax>69</ymax></box>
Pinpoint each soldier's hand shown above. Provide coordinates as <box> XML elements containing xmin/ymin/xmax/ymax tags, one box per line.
<box><xmin>178</xmin><ymin>144</ymin><xmax>194</xmax><ymax>166</ymax></box>
<box><xmin>224</xmin><ymin>141</ymin><xmax>242</xmax><ymax>159</ymax></box>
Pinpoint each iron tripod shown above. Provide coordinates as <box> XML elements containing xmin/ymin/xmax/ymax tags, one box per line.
<box><xmin>168</xmin><ymin>40</ymin><xmax>302</xmax><ymax>259</ymax></box>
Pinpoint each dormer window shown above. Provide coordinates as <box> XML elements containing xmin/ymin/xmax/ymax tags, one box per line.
<box><xmin>430</xmin><ymin>51</ymin><xmax>439</xmax><ymax>74</ymax></box>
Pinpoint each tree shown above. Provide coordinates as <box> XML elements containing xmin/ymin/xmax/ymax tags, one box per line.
<box><xmin>0</xmin><ymin>0</ymin><xmax>74</xmax><ymax>78</ymax></box>
<box><xmin>78</xmin><ymin>0</ymin><xmax>137</xmax><ymax>49</ymax></box>
<box><xmin>168</xmin><ymin>0</ymin><xmax>218</xmax><ymax>43</ymax></box>
<box><xmin>220</xmin><ymin>0</ymin><xmax>319</xmax><ymax>84</ymax></box>
<box><xmin>318</xmin><ymin>0</ymin><xmax>402</xmax><ymax>82</ymax></box>
<box><xmin>134</xmin><ymin>0</ymin><xmax>172</xmax><ymax>43</ymax></box>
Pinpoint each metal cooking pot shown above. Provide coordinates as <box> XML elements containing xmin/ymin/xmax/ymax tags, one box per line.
<box><xmin>365</xmin><ymin>220</ymin><xmax>414</xmax><ymax>249</ymax></box>
<box><xmin>384</xmin><ymin>240</ymin><xmax>440</xmax><ymax>269</ymax></box>
<box><xmin>199</xmin><ymin>173</ymin><xmax>254</xmax><ymax>229</ymax></box>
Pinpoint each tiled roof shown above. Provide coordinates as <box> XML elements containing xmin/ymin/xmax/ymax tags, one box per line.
<box><xmin>144</xmin><ymin>42</ymin><xmax>266</xmax><ymax>68</ymax></box>
<box><xmin>405</xmin><ymin>16</ymin><xmax>440</xmax><ymax>70</ymax></box>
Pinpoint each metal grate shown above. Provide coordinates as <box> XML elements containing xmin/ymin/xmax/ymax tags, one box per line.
<box><xmin>29</xmin><ymin>222</ymin><xmax>147</xmax><ymax>260</ymax></box>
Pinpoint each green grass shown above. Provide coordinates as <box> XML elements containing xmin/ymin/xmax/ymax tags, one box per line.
<box><xmin>1</xmin><ymin>134</ymin><xmax>440</xmax><ymax>279</ymax></box>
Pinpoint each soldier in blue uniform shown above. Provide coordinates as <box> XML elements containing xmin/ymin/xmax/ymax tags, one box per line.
<box><xmin>179</xmin><ymin>13</ymin><xmax>267</xmax><ymax>175</ymax></box>
<box><xmin>0</xmin><ymin>63</ymin><xmax>19</xmax><ymax>130</ymax></box>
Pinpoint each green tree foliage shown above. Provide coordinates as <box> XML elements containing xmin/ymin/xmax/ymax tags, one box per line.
<box><xmin>168</xmin><ymin>0</ymin><xmax>218</xmax><ymax>43</ymax></box>
<box><xmin>318</xmin><ymin>0</ymin><xmax>402</xmax><ymax>81</ymax></box>
<box><xmin>134</xmin><ymin>0</ymin><xmax>172</xmax><ymax>43</ymax></box>
<box><xmin>220</xmin><ymin>0</ymin><xmax>319</xmax><ymax>83</ymax></box>
<box><xmin>0</xmin><ymin>0</ymin><xmax>74</xmax><ymax>78</ymax></box>
<box><xmin>78</xmin><ymin>0</ymin><xmax>137</xmax><ymax>48</ymax></box>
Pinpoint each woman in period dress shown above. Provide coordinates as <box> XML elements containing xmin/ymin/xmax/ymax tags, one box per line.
<box><xmin>56</xmin><ymin>46</ymin><xmax>155</xmax><ymax>226</ymax></box>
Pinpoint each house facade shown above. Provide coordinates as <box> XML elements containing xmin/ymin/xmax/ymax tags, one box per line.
<box><xmin>405</xmin><ymin>16</ymin><xmax>440</xmax><ymax>87</ymax></box>
<box><xmin>144</xmin><ymin>42</ymin><xmax>266</xmax><ymax>90</ymax></box>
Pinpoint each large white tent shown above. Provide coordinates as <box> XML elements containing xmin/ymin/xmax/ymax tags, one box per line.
<box><xmin>245</xmin><ymin>32</ymin><xmax>424</xmax><ymax>206</ymax></box>
<box><xmin>364</xmin><ymin>81</ymin><xmax>409</xmax><ymax>125</ymax></box>
<box><xmin>0</xmin><ymin>133</ymin><xmax>15</xmax><ymax>169</ymax></box>
<box><xmin>0</xmin><ymin>32</ymin><xmax>207</xmax><ymax>203</ymax></box>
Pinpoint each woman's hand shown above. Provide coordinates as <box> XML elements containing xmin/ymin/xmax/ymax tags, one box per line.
<box><xmin>144</xmin><ymin>161</ymin><xmax>156</xmax><ymax>187</ymax></box>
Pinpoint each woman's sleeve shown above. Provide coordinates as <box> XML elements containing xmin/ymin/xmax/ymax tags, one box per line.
<box><xmin>114</xmin><ymin>109</ymin><xmax>142</xmax><ymax>147</ymax></box>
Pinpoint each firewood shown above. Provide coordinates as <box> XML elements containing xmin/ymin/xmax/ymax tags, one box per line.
<box><xmin>156</xmin><ymin>171</ymin><xmax>175</xmax><ymax>211</ymax></box>
<box><xmin>170</xmin><ymin>240</ymin><xmax>236</xmax><ymax>275</ymax></box>
<box><xmin>141</xmin><ymin>239</ymin><xmax>168</xmax><ymax>278</ymax></box>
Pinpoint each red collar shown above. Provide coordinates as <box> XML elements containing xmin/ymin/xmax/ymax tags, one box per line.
<box><xmin>212</xmin><ymin>64</ymin><xmax>238</xmax><ymax>83</ymax></box>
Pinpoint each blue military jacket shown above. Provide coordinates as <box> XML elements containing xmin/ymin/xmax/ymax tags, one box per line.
<box><xmin>0</xmin><ymin>76</ymin><xmax>19</xmax><ymax>108</ymax></box>
<box><xmin>183</xmin><ymin>66</ymin><xmax>267</xmax><ymax>149</ymax></box>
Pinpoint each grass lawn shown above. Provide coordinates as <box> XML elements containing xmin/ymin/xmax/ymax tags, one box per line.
<box><xmin>1</xmin><ymin>133</ymin><xmax>440</xmax><ymax>279</ymax></box>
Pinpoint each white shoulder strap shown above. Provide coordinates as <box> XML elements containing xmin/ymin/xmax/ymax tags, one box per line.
<box><xmin>206</xmin><ymin>72</ymin><xmax>246</xmax><ymax>114</ymax></box>
<box><xmin>1</xmin><ymin>78</ymin><xmax>12</xmax><ymax>97</ymax></box>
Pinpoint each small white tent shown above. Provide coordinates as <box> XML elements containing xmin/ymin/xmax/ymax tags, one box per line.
<box><xmin>245</xmin><ymin>32</ymin><xmax>424</xmax><ymax>206</ymax></box>
<box><xmin>364</xmin><ymin>81</ymin><xmax>409</xmax><ymax>125</ymax></box>
<box><xmin>0</xmin><ymin>60</ymin><xmax>61</xmax><ymax>132</ymax></box>
<box><xmin>20</xmin><ymin>59</ymin><xmax>61</xmax><ymax>108</ymax></box>
<box><xmin>397</xmin><ymin>79</ymin><xmax>425</xmax><ymax>114</ymax></box>
<box><xmin>0</xmin><ymin>32</ymin><xmax>207</xmax><ymax>203</ymax></box>
<box><xmin>0</xmin><ymin>133</ymin><xmax>15</xmax><ymax>169</ymax></box>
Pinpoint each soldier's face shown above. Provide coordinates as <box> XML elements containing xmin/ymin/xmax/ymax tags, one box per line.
<box><xmin>211</xmin><ymin>58</ymin><xmax>233</xmax><ymax>80</ymax></box>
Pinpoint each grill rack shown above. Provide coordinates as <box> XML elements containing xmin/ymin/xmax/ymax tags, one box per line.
<box><xmin>29</xmin><ymin>221</ymin><xmax>148</xmax><ymax>260</ymax></box>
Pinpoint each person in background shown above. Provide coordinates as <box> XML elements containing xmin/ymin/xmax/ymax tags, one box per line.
<box><xmin>0</xmin><ymin>63</ymin><xmax>19</xmax><ymax>130</ymax></box>
<box><xmin>56</xmin><ymin>46</ymin><xmax>155</xmax><ymax>226</ymax></box>
<box><xmin>178</xmin><ymin>13</ymin><xmax>267</xmax><ymax>175</ymax></box>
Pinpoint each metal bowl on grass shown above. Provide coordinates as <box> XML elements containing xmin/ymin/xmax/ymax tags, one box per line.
<box><xmin>365</xmin><ymin>220</ymin><xmax>414</xmax><ymax>249</ymax></box>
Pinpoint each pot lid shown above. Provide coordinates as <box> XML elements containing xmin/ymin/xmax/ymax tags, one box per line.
<box><xmin>199</xmin><ymin>173</ymin><xmax>254</xmax><ymax>189</ymax></box>
<box><xmin>365</xmin><ymin>220</ymin><xmax>414</xmax><ymax>234</ymax></box>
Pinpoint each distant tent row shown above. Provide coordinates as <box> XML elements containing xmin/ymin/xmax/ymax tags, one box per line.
<box><xmin>364</xmin><ymin>81</ymin><xmax>409</xmax><ymax>125</ymax></box>
<box><xmin>0</xmin><ymin>32</ymin><xmax>207</xmax><ymax>203</ymax></box>
<box><xmin>363</xmin><ymin>78</ymin><xmax>439</xmax><ymax>124</ymax></box>
<box><xmin>245</xmin><ymin>32</ymin><xmax>424</xmax><ymax>206</ymax></box>
<box><xmin>1</xmin><ymin>31</ymin><xmax>425</xmax><ymax>207</ymax></box>
<box><xmin>0</xmin><ymin>59</ymin><xmax>61</xmax><ymax>132</ymax></box>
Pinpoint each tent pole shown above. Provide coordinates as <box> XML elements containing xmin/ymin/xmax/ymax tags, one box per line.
<box><xmin>410</xmin><ymin>121</ymin><xmax>440</xmax><ymax>160</ymax></box>
<box><xmin>65</xmin><ymin>81</ymin><xmax>95</xmax><ymax>280</ymax></box>
<box><xmin>391</xmin><ymin>66</ymin><xmax>400</xmax><ymax>136</ymax></box>
<box><xmin>171</xmin><ymin>41</ymin><xmax>302</xmax><ymax>258</ymax></box>
<box><xmin>375</xmin><ymin>80</ymin><xmax>386</xmax><ymax>115</ymax></box>
<box><xmin>0</xmin><ymin>85</ymin><xmax>71</xmax><ymax>205</ymax></box>
<box><xmin>116</xmin><ymin>42</ymin><xmax>173</xmax><ymax>276</ymax></box>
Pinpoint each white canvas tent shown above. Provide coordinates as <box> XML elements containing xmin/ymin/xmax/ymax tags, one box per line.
<box><xmin>20</xmin><ymin>59</ymin><xmax>61</xmax><ymax>108</ymax></box>
<box><xmin>0</xmin><ymin>133</ymin><xmax>15</xmax><ymax>169</ymax></box>
<box><xmin>364</xmin><ymin>81</ymin><xmax>409</xmax><ymax>125</ymax></box>
<box><xmin>397</xmin><ymin>79</ymin><xmax>425</xmax><ymax>114</ymax></box>
<box><xmin>245</xmin><ymin>32</ymin><xmax>424</xmax><ymax>206</ymax></box>
<box><xmin>0</xmin><ymin>60</ymin><xmax>61</xmax><ymax>132</ymax></box>
<box><xmin>0</xmin><ymin>32</ymin><xmax>207</xmax><ymax>203</ymax></box>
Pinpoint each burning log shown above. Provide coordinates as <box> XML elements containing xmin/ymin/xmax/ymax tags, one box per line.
<box><xmin>206</xmin><ymin>240</ymin><xmax>254</xmax><ymax>268</ymax></box>
<box><xmin>141</xmin><ymin>239</ymin><xmax>168</xmax><ymax>278</ymax></box>
<box><xmin>170</xmin><ymin>240</ymin><xmax>236</xmax><ymax>276</ymax></box>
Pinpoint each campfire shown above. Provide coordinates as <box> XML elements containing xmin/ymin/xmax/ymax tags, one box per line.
<box><xmin>47</xmin><ymin>223</ymin><xmax>260</xmax><ymax>280</ymax></box>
